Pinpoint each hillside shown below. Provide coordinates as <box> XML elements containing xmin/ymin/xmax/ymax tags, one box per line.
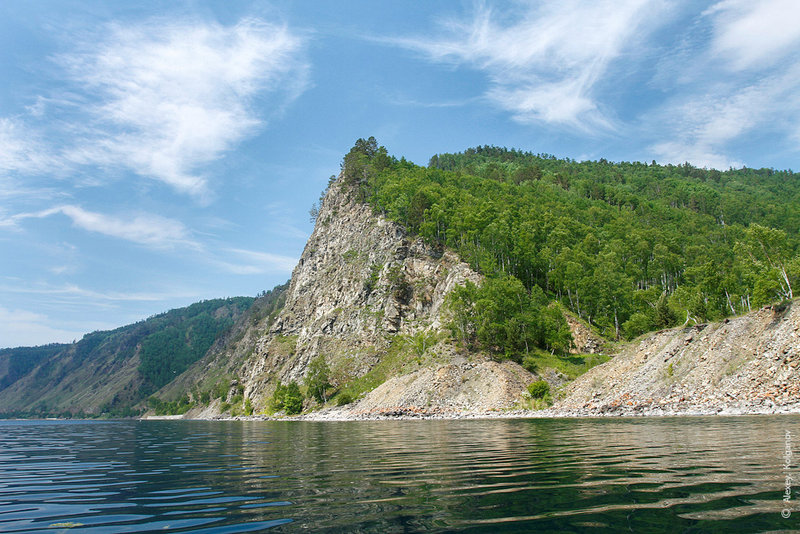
<box><xmin>0</xmin><ymin>297</ymin><xmax>253</xmax><ymax>417</ymax></box>
<box><xmin>552</xmin><ymin>299</ymin><xmax>800</xmax><ymax>415</ymax></box>
<box><xmin>139</xmin><ymin>139</ymin><xmax>800</xmax><ymax>419</ymax></box>
<box><xmin>153</xmin><ymin>162</ymin><xmax>572</xmax><ymax>418</ymax></box>
<box><xmin>7</xmin><ymin>139</ymin><xmax>800</xmax><ymax>419</ymax></box>
<box><xmin>357</xmin><ymin>142</ymin><xmax>799</xmax><ymax>345</ymax></box>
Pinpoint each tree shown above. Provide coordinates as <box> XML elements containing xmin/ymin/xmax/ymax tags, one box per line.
<box><xmin>283</xmin><ymin>381</ymin><xmax>303</xmax><ymax>414</ymax></box>
<box><xmin>738</xmin><ymin>224</ymin><xmax>794</xmax><ymax>302</ymax></box>
<box><xmin>305</xmin><ymin>355</ymin><xmax>331</xmax><ymax>403</ymax></box>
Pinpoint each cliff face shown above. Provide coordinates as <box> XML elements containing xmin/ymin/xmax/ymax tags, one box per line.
<box><xmin>554</xmin><ymin>301</ymin><xmax>800</xmax><ymax>415</ymax></box>
<box><xmin>239</xmin><ymin>179</ymin><xmax>534</xmax><ymax>413</ymax></box>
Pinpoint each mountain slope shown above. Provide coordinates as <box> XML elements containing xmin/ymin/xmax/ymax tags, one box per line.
<box><xmin>0</xmin><ymin>297</ymin><xmax>253</xmax><ymax>417</ymax></box>
<box><xmin>161</xmin><ymin>172</ymin><xmax>543</xmax><ymax>418</ymax></box>
<box><xmin>241</xmin><ymin>174</ymin><xmax>537</xmax><ymax>414</ymax></box>
<box><xmin>161</xmin><ymin>139</ymin><xmax>800</xmax><ymax>419</ymax></box>
<box><xmin>553</xmin><ymin>300</ymin><xmax>800</xmax><ymax>415</ymax></box>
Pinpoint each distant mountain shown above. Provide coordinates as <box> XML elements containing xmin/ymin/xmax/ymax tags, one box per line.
<box><xmin>0</xmin><ymin>297</ymin><xmax>256</xmax><ymax>417</ymax></box>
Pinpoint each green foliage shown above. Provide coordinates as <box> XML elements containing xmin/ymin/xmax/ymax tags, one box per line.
<box><xmin>336</xmin><ymin>391</ymin><xmax>355</xmax><ymax>406</ymax></box>
<box><xmin>363</xmin><ymin>263</ymin><xmax>382</xmax><ymax>294</ymax></box>
<box><xmin>410</xmin><ymin>331</ymin><xmax>439</xmax><ymax>357</ymax></box>
<box><xmin>524</xmin><ymin>350</ymin><xmax>609</xmax><ymax>380</ymax></box>
<box><xmin>305</xmin><ymin>355</ymin><xmax>331</xmax><ymax>403</ymax></box>
<box><xmin>0</xmin><ymin>296</ymin><xmax>256</xmax><ymax>418</ymax></box>
<box><xmin>528</xmin><ymin>380</ymin><xmax>550</xmax><ymax>399</ymax></box>
<box><xmin>0</xmin><ymin>344</ymin><xmax>65</xmax><ymax>391</ymax></box>
<box><xmin>352</xmin><ymin>141</ymin><xmax>800</xmax><ymax>340</ymax></box>
<box><xmin>445</xmin><ymin>274</ymin><xmax>571</xmax><ymax>360</ymax></box>
<box><xmin>283</xmin><ymin>381</ymin><xmax>303</xmax><ymax>414</ymax></box>
<box><xmin>271</xmin><ymin>382</ymin><xmax>287</xmax><ymax>411</ymax></box>
<box><xmin>147</xmin><ymin>395</ymin><xmax>193</xmax><ymax>416</ymax></box>
<box><xmin>271</xmin><ymin>380</ymin><xmax>304</xmax><ymax>414</ymax></box>
<box><xmin>138</xmin><ymin>298</ymin><xmax>253</xmax><ymax>391</ymax></box>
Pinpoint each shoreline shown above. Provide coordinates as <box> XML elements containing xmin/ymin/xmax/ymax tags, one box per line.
<box><xmin>139</xmin><ymin>403</ymin><xmax>800</xmax><ymax>422</ymax></box>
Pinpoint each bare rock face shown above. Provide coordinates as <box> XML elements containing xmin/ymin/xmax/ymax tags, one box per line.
<box><xmin>565</xmin><ymin>314</ymin><xmax>604</xmax><ymax>354</ymax></box>
<box><xmin>241</xmin><ymin>178</ymin><xmax>532</xmax><ymax>412</ymax></box>
<box><xmin>554</xmin><ymin>301</ymin><xmax>800</xmax><ymax>415</ymax></box>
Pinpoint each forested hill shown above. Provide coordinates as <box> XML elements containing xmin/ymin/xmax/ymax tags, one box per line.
<box><xmin>0</xmin><ymin>297</ymin><xmax>254</xmax><ymax>417</ymax></box>
<box><xmin>341</xmin><ymin>139</ymin><xmax>799</xmax><ymax>348</ymax></box>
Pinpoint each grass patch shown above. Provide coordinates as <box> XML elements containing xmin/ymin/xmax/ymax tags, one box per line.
<box><xmin>522</xmin><ymin>349</ymin><xmax>610</xmax><ymax>380</ymax></box>
<box><xmin>335</xmin><ymin>335</ymin><xmax>419</xmax><ymax>402</ymax></box>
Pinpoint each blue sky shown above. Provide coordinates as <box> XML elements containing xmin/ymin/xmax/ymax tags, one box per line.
<box><xmin>2</xmin><ymin>1</ymin><xmax>799</xmax><ymax>348</ymax></box>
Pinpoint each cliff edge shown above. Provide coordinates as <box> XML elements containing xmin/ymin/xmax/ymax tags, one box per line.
<box><xmin>234</xmin><ymin>178</ymin><xmax>536</xmax><ymax>415</ymax></box>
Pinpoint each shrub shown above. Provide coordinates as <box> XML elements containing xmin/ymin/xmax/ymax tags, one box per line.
<box><xmin>528</xmin><ymin>380</ymin><xmax>550</xmax><ymax>399</ymax></box>
<box><xmin>271</xmin><ymin>382</ymin><xmax>287</xmax><ymax>411</ymax></box>
<box><xmin>336</xmin><ymin>392</ymin><xmax>354</xmax><ymax>406</ymax></box>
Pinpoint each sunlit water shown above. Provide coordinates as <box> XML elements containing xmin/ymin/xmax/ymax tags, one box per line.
<box><xmin>1</xmin><ymin>416</ymin><xmax>799</xmax><ymax>532</ymax></box>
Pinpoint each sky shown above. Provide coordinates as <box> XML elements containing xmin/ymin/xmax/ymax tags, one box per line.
<box><xmin>2</xmin><ymin>0</ymin><xmax>800</xmax><ymax>348</ymax></box>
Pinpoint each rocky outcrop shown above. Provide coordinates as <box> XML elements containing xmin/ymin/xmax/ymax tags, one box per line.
<box><xmin>565</xmin><ymin>314</ymin><xmax>604</xmax><ymax>354</ymax></box>
<box><xmin>553</xmin><ymin>301</ymin><xmax>800</xmax><ymax>415</ymax></box>
<box><xmin>241</xmin><ymin>178</ymin><xmax>534</xmax><ymax>412</ymax></box>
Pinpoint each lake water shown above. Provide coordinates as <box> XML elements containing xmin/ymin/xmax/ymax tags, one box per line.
<box><xmin>0</xmin><ymin>417</ymin><xmax>798</xmax><ymax>532</ymax></box>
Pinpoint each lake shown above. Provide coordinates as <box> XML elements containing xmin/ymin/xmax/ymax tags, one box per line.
<box><xmin>0</xmin><ymin>416</ymin><xmax>798</xmax><ymax>532</ymax></box>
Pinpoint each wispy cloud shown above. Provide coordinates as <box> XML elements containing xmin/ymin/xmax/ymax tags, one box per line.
<box><xmin>705</xmin><ymin>0</ymin><xmax>800</xmax><ymax>71</ymax></box>
<box><xmin>1</xmin><ymin>18</ymin><xmax>309</xmax><ymax>202</ymax></box>
<box><xmin>0</xmin><ymin>118</ymin><xmax>50</xmax><ymax>175</ymax></box>
<box><xmin>387</xmin><ymin>0</ymin><xmax>666</xmax><ymax>130</ymax></box>
<box><xmin>647</xmin><ymin>0</ymin><xmax>800</xmax><ymax>168</ymax></box>
<box><xmin>5</xmin><ymin>205</ymin><xmax>198</xmax><ymax>249</ymax></box>
<box><xmin>53</xmin><ymin>18</ymin><xmax>309</xmax><ymax>201</ymax></box>
<box><xmin>219</xmin><ymin>248</ymin><xmax>298</xmax><ymax>275</ymax></box>
<box><xmin>0</xmin><ymin>306</ymin><xmax>88</xmax><ymax>347</ymax></box>
<box><xmin>0</xmin><ymin>282</ymin><xmax>198</xmax><ymax>302</ymax></box>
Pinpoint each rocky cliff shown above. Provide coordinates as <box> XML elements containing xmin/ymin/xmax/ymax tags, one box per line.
<box><xmin>553</xmin><ymin>301</ymin><xmax>800</xmax><ymax>415</ymax></box>
<box><xmin>226</xmin><ymin>178</ymin><xmax>536</xmax><ymax>415</ymax></box>
<box><xmin>164</xmin><ymin>175</ymin><xmax>800</xmax><ymax>420</ymax></box>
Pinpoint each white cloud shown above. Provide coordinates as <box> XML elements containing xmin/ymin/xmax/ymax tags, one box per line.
<box><xmin>6</xmin><ymin>205</ymin><xmax>198</xmax><ymax>249</ymax></box>
<box><xmin>0</xmin><ymin>118</ymin><xmax>60</xmax><ymax>177</ymax></box>
<box><xmin>647</xmin><ymin>3</ymin><xmax>800</xmax><ymax>169</ymax></box>
<box><xmin>51</xmin><ymin>18</ymin><xmax>308</xmax><ymax>200</ymax></box>
<box><xmin>220</xmin><ymin>248</ymin><xmax>298</xmax><ymax>275</ymax></box>
<box><xmin>0</xmin><ymin>306</ymin><xmax>86</xmax><ymax>348</ymax></box>
<box><xmin>0</xmin><ymin>282</ymin><xmax>197</xmax><ymax>302</ymax></box>
<box><xmin>389</xmin><ymin>0</ymin><xmax>666</xmax><ymax>130</ymax></box>
<box><xmin>705</xmin><ymin>0</ymin><xmax>800</xmax><ymax>71</ymax></box>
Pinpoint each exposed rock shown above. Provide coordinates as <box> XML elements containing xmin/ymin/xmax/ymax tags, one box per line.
<box><xmin>240</xmin><ymin>178</ymin><xmax>534</xmax><ymax>413</ymax></box>
<box><xmin>565</xmin><ymin>314</ymin><xmax>604</xmax><ymax>354</ymax></box>
<box><xmin>552</xmin><ymin>301</ymin><xmax>800</xmax><ymax>416</ymax></box>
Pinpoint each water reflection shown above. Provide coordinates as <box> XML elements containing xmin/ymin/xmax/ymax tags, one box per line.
<box><xmin>0</xmin><ymin>416</ymin><xmax>798</xmax><ymax>532</ymax></box>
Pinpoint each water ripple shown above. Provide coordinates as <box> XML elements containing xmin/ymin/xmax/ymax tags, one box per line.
<box><xmin>0</xmin><ymin>416</ymin><xmax>798</xmax><ymax>532</ymax></box>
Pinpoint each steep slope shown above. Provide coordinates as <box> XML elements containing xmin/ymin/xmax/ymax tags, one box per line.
<box><xmin>210</xmin><ymin>177</ymin><xmax>538</xmax><ymax>416</ymax></box>
<box><xmin>153</xmin><ymin>283</ymin><xmax>288</xmax><ymax>415</ymax></box>
<box><xmin>0</xmin><ymin>298</ymin><xmax>252</xmax><ymax>417</ymax></box>
<box><xmin>554</xmin><ymin>300</ymin><xmax>800</xmax><ymax>415</ymax></box>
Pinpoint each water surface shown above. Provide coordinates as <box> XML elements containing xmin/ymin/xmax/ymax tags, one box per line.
<box><xmin>1</xmin><ymin>416</ymin><xmax>798</xmax><ymax>532</ymax></box>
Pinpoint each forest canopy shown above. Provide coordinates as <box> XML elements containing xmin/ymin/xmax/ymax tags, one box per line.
<box><xmin>341</xmin><ymin>139</ymin><xmax>799</xmax><ymax>351</ymax></box>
